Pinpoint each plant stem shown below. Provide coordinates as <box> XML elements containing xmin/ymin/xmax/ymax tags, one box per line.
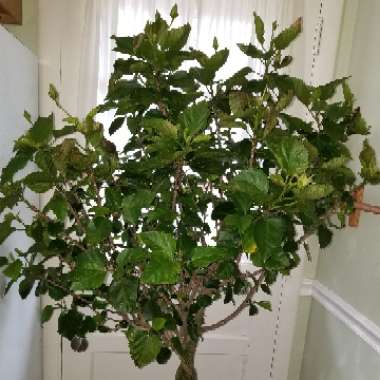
<box><xmin>249</xmin><ymin>135</ymin><xmax>257</xmax><ymax>167</ymax></box>
<box><xmin>175</xmin><ymin>341</ymin><xmax>198</xmax><ymax>380</ymax></box>
<box><xmin>172</xmin><ymin>160</ymin><xmax>184</xmax><ymax>212</ymax></box>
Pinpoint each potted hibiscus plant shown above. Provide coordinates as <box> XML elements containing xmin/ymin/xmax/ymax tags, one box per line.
<box><xmin>1</xmin><ymin>6</ymin><xmax>379</xmax><ymax>380</ymax></box>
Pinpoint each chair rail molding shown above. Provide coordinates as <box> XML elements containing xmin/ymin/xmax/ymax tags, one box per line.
<box><xmin>301</xmin><ymin>279</ymin><xmax>380</xmax><ymax>354</ymax></box>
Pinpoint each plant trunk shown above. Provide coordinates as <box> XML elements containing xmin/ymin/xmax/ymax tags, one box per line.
<box><xmin>175</xmin><ymin>341</ymin><xmax>198</xmax><ymax>380</ymax></box>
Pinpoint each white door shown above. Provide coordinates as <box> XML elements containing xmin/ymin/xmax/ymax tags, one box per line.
<box><xmin>59</xmin><ymin>262</ymin><xmax>306</xmax><ymax>380</ymax></box>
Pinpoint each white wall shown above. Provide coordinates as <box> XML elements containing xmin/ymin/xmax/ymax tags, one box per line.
<box><xmin>38</xmin><ymin>1</ymin><xmax>89</xmax><ymax>378</ymax></box>
<box><xmin>0</xmin><ymin>26</ymin><xmax>41</xmax><ymax>380</ymax></box>
<box><xmin>300</xmin><ymin>0</ymin><xmax>380</xmax><ymax>379</ymax></box>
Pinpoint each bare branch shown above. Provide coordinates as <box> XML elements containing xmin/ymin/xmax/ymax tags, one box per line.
<box><xmin>355</xmin><ymin>201</ymin><xmax>380</xmax><ymax>215</ymax></box>
<box><xmin>171</xmin><ymin>160</ymin><xmax>184</xmax><ymax>212</ymax></box>
<box><xmin>202</xmin><ymin>270</ymin><xmax>265</xmax><ymax>333</ymax></box>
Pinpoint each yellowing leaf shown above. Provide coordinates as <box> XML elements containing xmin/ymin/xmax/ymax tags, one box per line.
<box><xmin>273</xmin><ymin>17</ymin><xmax>302</xmax><ymax>50</ymax></box>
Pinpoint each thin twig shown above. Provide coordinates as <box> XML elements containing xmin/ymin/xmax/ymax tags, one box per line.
<box><xmin>202</xmin><ymin>270</ymin><xmax>265</xmax><ymax>333</ymax></box>
<box><xmin>171</xmin><ymin>160</ymin><xmax>184</xmax><ymax>212</ymax></box>
<box><xmin>355</xmin><ymin>201</ymin><xmax>380</xmax><ymax>215</ymax></box>
<box><xmin>249</xmin><ymin>136</ymin><xmax>257</xmax><ymax>167</ymax></box>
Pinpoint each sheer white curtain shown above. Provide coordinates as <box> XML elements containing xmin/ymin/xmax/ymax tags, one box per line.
<box><xmin>78</xmin><ymin>0</ymin><xmax>296</xmax><ymax>119</ymax></box>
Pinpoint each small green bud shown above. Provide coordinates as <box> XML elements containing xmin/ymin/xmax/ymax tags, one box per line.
<box><xmin>213</xmin><ymin>37</ymin><xmax>219</xmax><ymax>51</ymax></box>
<box><xmin>170</xmin><ymin>4</ymin><xmax>179</xmax><ymax>20</ymax></box>
<box><xmin>48</xmin><ymin>84</ymin><xmax>59</xmax><ymax>102</ymax></box>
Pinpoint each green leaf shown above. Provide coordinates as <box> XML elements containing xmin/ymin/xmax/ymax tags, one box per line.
<box><xmin>290</xmin><ymin>77</ymin><xmax>311</xmax><ymax>105</ymax></box>
<box><xmin>348</xmin><ymin>113</ymin><xmax>370</xmax><ymax>136</ymax></box>
<box><xmin>216</xmin><ymin>261</ymin><xmax>236</xmax><ymax>279</ymax></box>
<box><xmin>273</xmin><ymin>18</ymin><xmax>302</xmax><ymax>50</ymax></box>
<box><xmin>86</xmin><ymin>217</ymin><xmax>113</xmax><ymax>244</ymax></box>
<box><xmin>275</xmin><ymin>55</ymin><xmax>293</xmax><ymax>69</ymax></box>
<box><xmin>23</xmin><ymin>171</ymin><xmax>54</xmax><ymax>193</ymax></box>
<box><xmin>117</xmin><ymin>248</ymin><xmax>147</xmax><ymax>267</ymax></box>
<box><xmin>359</xmin><ymin>139</ymin><xmax>380</xmax><ymax>185</ymax></box>
<box><xmin>28</xmin><ymin>114</ymin><xmax>54</xmax><ymax>146</ymax></box>
<box><xmin>261</xmin><ymin>284</ymin><xmax>271</xmax><ymax>295</ymax></box>
<box><xmin>71</xmin><ymin>336</ymin><xmax>89</xmax><ymax>353</ymax></box>
<box><xmin>58</xmin><ymin>310</ymin><xmax>82</xmax><ymax>340</ymax></box>
<box><xmin>212</xmin><ymin>37</ymin><xmax>219</xmax><ymax>51</ymax></box>
<box><xmin>0</xmin><ymin>182</ymin><xmax>23</xmax><ymax>213</ymax></box>
<box><xmin>127</xmin><ymin>328</ymin><xmax>162</xmax><ymax>368</ymax></box>
<box><xmin>191</xmin><ymin>246</ymin><xmax>232</xmax><ymax>268</ymax></box>
<box><xmin>58</xmin><ymin>309</ymin><xmax>96</xmax><ymax>340</ymax></box>
<box><xmin>206</xmin><ymin>49</ymin><xmax>229</xmax><ymax>72</ymax></box>
<box><xmin>322</xmin><ymin>156</ymin><xmax>350</xmax><ymax>170</ymax></box>
<box><xmin>41</xmin><ymin>305</ymin><xmax>55</xmax><ymax>324</ymax></box>
<box><xmin>19</xmin><ymin>278</ymin><xmax>34</xmax><ymax>299</ymax></box>
<box><xmin>44</xmin><ymin>193</ymin><xmax>68</xmax><ymax>221</ymax></box>
<box><xmin>342</xmin><ymin>81</ymin><xmax>354</xmax><ymax>106</ymax></box>
<box><xmin>109</xmin><ymin>277</ymin><xmax>138</xmax><ymax>313</ymax></box>
<box><xmin>0</xmin><ymin>256</ymin><xmax>8</xmax><ymax>267</ymax></box>
<box><xmin>229</xmin><ymin>91</ymin><xmax>254</xmax><ymax>117</ymax></box>
<box><xmin>160</xmin><ymin>24</ymin><xmax>191</xmax><ymax>51</ymax></box>
<box><xmin>0</xmin><ymin>214</ymin><xmax>16</xmax><ymax>245</ymax></box>
<box><xmin>170</xmin><ymin>4</ymin><xmax>179</xmax><ymax>19</ymax></box>
<box><xmin>143</xmin><ymin>118</ymin><xmax>177</xmax><ymax>140</ymax></box>
<box><xmin>48</xmin><ymin>84</ymin><xmax>59</xmax><ymax>102</ymax></box>
<box><xmin>267</xmin><ymin>136</ymin><xmax>309</xmax><ymax>175</ymax></box>
<box><xmin>122</xmin><ymin>190</ymin><xmax>155</xmax><ymax>224</ymax></box>
<box><xmin>142</xmin><ymin>254</ymin><xmax>180</xmax><ymax>284</ymax></box>
<box><xmin>53</xmin><ymin>125</ymin><xmax>76</xmax><ymax>139</ymax></box>
<box><xmin>254</xmin><ymin>12</ymin><xmax>265</xmax><ymax>45</ymax></box>
<box><xmin>191</xmin><ymin>49</ymin><xmax>229</xmax><ymax>84</ymax></box>
<box><xmin>138</xmin><ymin>231</ymin><xmax>176</xmax><ymax>258</ymax></box>
<box><xmin>1</xmin><ymin>149</ymin><xmax>34</xmax><ymax>183</ymax></box>
<box><xmin>180</xmin><ymin>101</ymin><xmax>210</xmax><ymax>141</ymax></box>
<box><xmin>249</xmin><ymin>303</ymin><xmax>259</xmax><ymax>316</ymax></box>
<box><xmin>298</xmin><ymin>184</ymin><xmax>334</xmax><ymax>200</ymax></box>
<box><xmin>138</xmin><ymin>231</ymin><xmax>179</xmax><ymax>284</ymax></box>
<box><xmin>156</xmin><ymin>347</ymin><xmax>172</xmax><ymax>365</ymax></box>
<box><xmin>152</xmin><ymin>317</ymin><xmax>166</xmax><ymax>332</ymax></box>
<box><xmin>24</xmin><ymin>110</ymin><xmax>32</xmax><ymax>124</ymax></box>
<box><xmin>238</xmin><ymin>43</ymin><xmax>264</xmax><ymax>59</ymax></box>
<box><xmin>256</xmin><ymin>300</ymin><xmax>272</xmax><ymax>311</ymax></box>
<box><xmin>253</xmin><ymin>217</ymin><xmax>287</xmax><ymax>263</ymax></box>
<box><xmin>317</xmin><ymin>78</ymin><xmax>347</xmax><ymax>101</ymax></box>
<box><xmin>229</xmin><ymin>168</ymin><xmax>269</xmax><ymax>202</ymax></box>
<box><xmin>3</xmin><ymin>259</ymin><xmax>22</xmax><ymax>280</ymax></box>
<box><xmin>318</xmin><ymin>224</ymin><xmax>333</xmax><ymax>249</ymax></box>
<box><xmin>71</xmin><ymin>250</ymin><xmax>106</xmax><ymax>290</ymax></box>
<box><xmin>109</xmin><ymin>117</ymin><xmax>125</xmax><ymax>135</ymax></box>
<box><xmin>224</xmin><ymin>67</ymin><xmax>252</xmax><ymax>89</ymax></box>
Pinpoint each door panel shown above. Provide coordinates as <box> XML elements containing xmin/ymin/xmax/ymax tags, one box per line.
<box><xmin>63</xmin><ymin>333</ymin><xmax>248</xmax><ymax>380</ymax></box>
<box><xmin>61</xmin><ymin>266</ymin><xmax>305</xmax><ymax>380</ymax></box>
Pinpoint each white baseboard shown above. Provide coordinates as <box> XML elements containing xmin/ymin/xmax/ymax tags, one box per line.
<box><xmin>301</xmin><ymin>280</ymin><xmax>380</xmax><ymax>354</ymax></box>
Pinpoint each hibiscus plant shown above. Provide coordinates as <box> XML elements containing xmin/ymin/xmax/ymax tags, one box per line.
<box><xmin>0</xmin><ymin>6</ymin><xmax>379</xmax><ymax>380</ymax></box>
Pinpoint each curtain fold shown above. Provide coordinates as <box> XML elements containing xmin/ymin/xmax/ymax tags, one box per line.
<box><xmin>78</xmin><ymin>0</ymin><xmax>296</xmax><ymax>116</ymax></box>
<box><xmin>77</xmin><ymin>0</ymin><xmax>119</xmax><ymax>117</ymax></box>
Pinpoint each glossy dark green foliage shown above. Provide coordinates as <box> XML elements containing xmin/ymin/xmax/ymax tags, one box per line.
<box><xmin>0</xmin><ymin>6</ymin><xmax>378</xmax><ymax>378</ymax></box>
